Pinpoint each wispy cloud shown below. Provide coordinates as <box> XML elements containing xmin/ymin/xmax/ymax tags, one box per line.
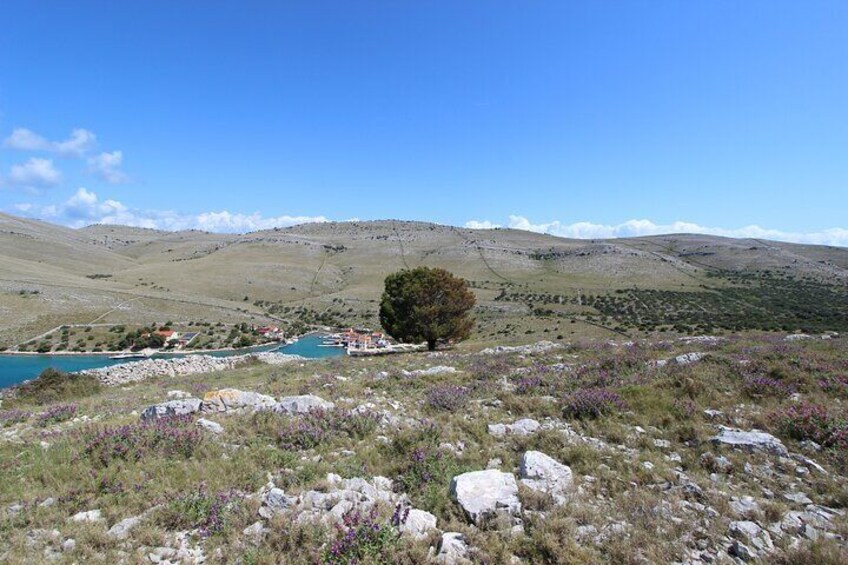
<box><xmin>15</xmin><ymin>188</ymin><xmax>328</xmax><ymax>232</ymax></box>
<box><xmin>3</xmin><ymin>127</ymin><xmax>97</xmax><ymax>158</ymax></box>
<box><xmin>465</xmin><ymin>215</ymin><xmax>848</xmax><ymax>247</ymax></box>
<box><xmin>87</xmin><ymin>151</ymin><xmax>128</xmax><ymax>183</ymax></box>
<box><xmin>7</xmin><ymin>158</ymin><xmax>62</xmax><ymax>188</ymax></box>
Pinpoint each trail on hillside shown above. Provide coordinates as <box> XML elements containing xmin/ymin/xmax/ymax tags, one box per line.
<box><xmin>392</xmin><ymin>223</ymin><xmax>411</xmax><ymax>269</ymax></box>
<box><xmin>451</xmin><ymin>227</ymin><xmax>512</xmax><ymax>283</ymax></box>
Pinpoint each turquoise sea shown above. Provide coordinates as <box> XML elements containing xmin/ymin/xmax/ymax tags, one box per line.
<box><xmin>0</xmin><ymin>334</ymin><xmax>344</xmax><ymax>389</ymax></box>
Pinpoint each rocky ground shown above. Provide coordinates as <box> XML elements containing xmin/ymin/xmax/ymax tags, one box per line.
<box><xmin>1</xmin><ymin>333</ymin><xmax>846</xmax><ymax>564</ymax></box>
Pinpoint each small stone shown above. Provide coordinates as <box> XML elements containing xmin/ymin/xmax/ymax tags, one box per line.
<box><xmin>730</xmin><ymin>496</ymin><xmax>760</xmax><ymax>518</ymax></box>
<box><xmin>70</xmin><ymin>509</ymin><xmax>103</xmax><ymax>523</ymax></box>
<box><xmin>242</xmin><ymin>521</ymin><xmax>268</xmax><ymax>541</ymax></box>
<box><xmin>196</xmin><ymin>418</ymin><xmax>224</xmax><ymax>434</ymax></box>
<box><xmin>61</xmin><ymin>539</ymin><xmax>76</xmax><ymax>552</ymax></box>
<box><xmin>653</xmin><ymin>439</ymin><xmax>671</xmax><ymax>449</ymax></box>
<box><xmin>783</xmin><ymin>492</ymin><xmax>813</xmax><ymax>505</ymax></box>
<box><xmin>107</xmin><ymin>516</ymin><xmax>142</xmax><ymax>539</ymax></box>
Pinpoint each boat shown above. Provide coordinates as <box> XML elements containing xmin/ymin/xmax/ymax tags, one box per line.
<box><xmin>109</xmin><ymin>352</ymin><xmax>150</xmax><ymax>360</ymax></box>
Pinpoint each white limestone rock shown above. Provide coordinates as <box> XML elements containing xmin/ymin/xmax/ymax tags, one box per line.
<box><xmin>519</xmin><ymin>450</ymin><xmax>573</xmax><ymax>504</ymax></box>
<box><xmin>399</xmin><ymin>508</ymin><xmax>438</xmax><ymax>540</ymax></box>
<box><xmin>201</xmin><ymin>389</ymin><xmax>277</xmax><ymax>413</ymax></box>
<box><xmin>434</xmin><ymin>532</ymin><xmax>472</xmax><ymax>564</ymax></box>
<box><xmin>274</xmin><ymin>394</ymin><xmax>335</xmax><ymax>414</ymax></box>
<box><xmin>711</xmin><ymin>427</ymin><xmax>788</xmax><ymax>456</ymax></box>
<box><xmin>196</xmin><ymin>418</ymin><xmax>224</xmax><ymax>434</ymax></box>
<box><xmin>449</xmin><ymin>470</ymin><xmax>521</xmax><ymax>528</ymax></box>
<box><xmin>140</xmin><ymin>398</ymin><xmax>202</xmax><ymax>421</ymax></box>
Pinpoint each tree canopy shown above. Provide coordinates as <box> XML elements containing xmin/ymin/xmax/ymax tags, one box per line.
<box><xmin>379</xmin><ymin>267</ymin><xmax>476</xmax><ymax>351</ymax></box>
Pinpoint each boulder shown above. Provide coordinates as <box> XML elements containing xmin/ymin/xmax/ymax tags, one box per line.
<box><xmin>398</xmin><ymin>508</ymin><xmax>438</xmax><ymax>540</ymax></box>
<box><xmin>711</xmin><ymin>427</ymin><xmax>788</xmax><ymax>456</ymax></box>
<box><xmin>274</xmin><ymin>394</ymin><xmax>335</xmax><ymax>414</ymax></box>
<box><xmin>729</xmin><ymin>520</ymin><xmax>773</xmax><ymax>554</ymax></box>
<box><xmin>449</xmin><ymin>470</ymin><xmax>521</xmax><ymax>528</ymax></box>
<box><xmin>202</xmin><ymin>389</ymin><xmax>276</xmax><ymax>413</ymax></box>
<box><xmin>519</xmin><ymin>451</ymin><xmax>573</xmax><ymax>504</ymax></box>
<box><xmin>140</xmin><ymin>398</ymin><xmax>202</xmax><ymax>421</ymax></box>
<box><xmin>435</xmin><ymin>532</ymin><xmax>471</xmax><ymax>564</ymax></box>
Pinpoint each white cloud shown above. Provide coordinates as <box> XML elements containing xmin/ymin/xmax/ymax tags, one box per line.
<box><xmin>7</xmin><ymin>158</ymin><xmax>62</xmax><ymax>188</ymax></box>
<box><xmin>464</xmin><ymin>220</ymin><xmax>502</xmax><ymax>230</ymax></box>
<box><xmin>3</xmin><ymin>128</ymin><xmax>50</xmax><ymax>151</ymax></box>
<box><xmin>87</xmin><ymin>150</ymin><xmax>128</xmax><ymax>183</ymax></box>
<box><xmin>3</xmin><ymin>127</ymin><xmax>96</xmax><ymax>157</ymax></box>
<box><xmin>466</xmin><ymin>215</ymin><xmax>848</xmax><ymax>247</ymax></box>
<box><xmin>54</xmin><ymin>129</ymin><xmax>97</xmax><ymax>157</ymax></box>
<box><xmin>14</xmin><ymin>188</ymin><xmax>329</xmax><ymax>232</ymax></box>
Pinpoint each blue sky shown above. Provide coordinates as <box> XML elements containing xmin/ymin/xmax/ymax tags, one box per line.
<box><xmin>1</xmin><ymin>2</ymin><xmax>846</xmax><ymax>244</ymax></box>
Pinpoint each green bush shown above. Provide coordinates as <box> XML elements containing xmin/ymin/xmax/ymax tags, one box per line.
<box><xmin>16</xmin><ymin>368</ymin><xmax>102</xmax><ymax>405</ymax></box>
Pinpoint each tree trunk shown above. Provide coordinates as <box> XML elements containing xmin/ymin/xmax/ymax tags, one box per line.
<box><xmin>427</xmin><ymin>338</ymin><xmax>437</xmax><ymax>351</ymax></box>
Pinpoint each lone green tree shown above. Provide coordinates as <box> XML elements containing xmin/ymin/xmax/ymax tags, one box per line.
<box><xmin>379</xmin><ymin>267</ymin><xmax>476</xmax><ymax>351</ymax></box>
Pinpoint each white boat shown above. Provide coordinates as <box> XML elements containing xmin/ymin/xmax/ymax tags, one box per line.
<box><xmin>109</xmin><ymin>352</ymin><xmax>149</xmax><ymax>360</ymax></box>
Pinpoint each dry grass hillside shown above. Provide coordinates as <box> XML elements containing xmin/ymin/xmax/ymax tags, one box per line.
<box><xmin>2</xmin><ymin>213</ymin><xmax>847</xmax><ymax>349</ymax></box>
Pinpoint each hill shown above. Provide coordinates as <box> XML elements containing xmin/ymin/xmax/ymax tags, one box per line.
<box><xmin>1</xmin><ymin>213</ymin><xmax>847</xmax><ymax>349</ymax></box>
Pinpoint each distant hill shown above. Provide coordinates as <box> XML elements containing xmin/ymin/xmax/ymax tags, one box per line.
<box><xmin>2</xmin><ymin>212</ymin><xmax>846</xmax><ymax>348</ymax></box>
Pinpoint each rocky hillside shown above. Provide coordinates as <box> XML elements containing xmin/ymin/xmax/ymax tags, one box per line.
<box><xmin>1</xmin><ymin>332</ymin><xmax>846</xmax><ymax>563</ymax></box>
<box><xmin>2</xmin><ymin>213</ymin><xmax>847</xmax><ymax>348</ymax></box>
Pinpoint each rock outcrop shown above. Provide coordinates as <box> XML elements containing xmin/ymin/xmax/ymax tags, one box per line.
<box><xmin>140</xmin><ymin>398</ymin><xmax>202</xmax><ymax>421</ymax></box>
<box><xmin>201</xmin><ymin>389</ymin><xmax>276</xmax><ymax>413</ymax></box>
<box><xmin>274</xmin><ymin>394</ymin><xmax>335</xmax><ymax>414</ymax></box>
<box><xmin>711</xmin><ymin>427</ymin><xmax>788</xmax><ymax>456</ymax></box>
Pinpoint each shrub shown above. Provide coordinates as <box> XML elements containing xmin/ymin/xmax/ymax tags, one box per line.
<box><xmin>425</xmin><ymin>385</ymin><xmax>469</xmax><ymax>411</ymax></box>
<box><xmin>819</xmin><ymin>375</ymin><xmax>848</xmax><ymax>396</ymax></box>
<box><xmin>16</xmin><ymin>368</ymin><xmax>102</xmax><ymax>405</ymax></box>
<box><xmin>83</xmin><ymin>415</ymin><xmax>203</xmax><ymax>467</ymax></box>
<box><xmin>395</xmin><ymin>446</ymin><xmax>452</xmax><ymax>494</ymax></box>
<box><xmin>36</xmin><ymin>404</ymin><xmax>77</xmax><ymax>426</ymax></box>
<box><xmin>321</xmin><ymin>506</ymin><xmax>406</xmax><ymax>565</ymax></box>
<box><xmin>0</xmin><ymin>409</ymin><xmax>32</xmax><ymax>427</ymax></box>
<box><xmin>159</xmin><ymin>485</ymin><xmax>243</xmax><ymax>537</ymax></box>
<box><xmin>268</xmin><ymin>409</ymin><xmax>379</xmax><ymax>451</ymax></box>
<box><xmin>562</xmin><ymin>388</ymin><xmax>626</xmax><ymax>419</ymax></box>
<box><xmin>742</xmin><ymin>376</ymin><xmax>796</xmax><ymax>399</ymax></box>
<box><xmin>776</xmin><ymin>402</ymin><xmax>847</xmax><ymax>451</ymax></box>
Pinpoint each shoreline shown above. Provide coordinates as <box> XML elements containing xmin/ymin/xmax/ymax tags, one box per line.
<box><xmin>0</xmin><ymin>340</ymin><xmax>294</xmax><ymax>360</ymax></box>
<box><xmin>0</xmin><ymin>335</ymin><xmax>320</xmax><ymax>358</ymax></box>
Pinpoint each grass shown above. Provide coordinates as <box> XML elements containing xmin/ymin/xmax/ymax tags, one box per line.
<box><xmin>1</xmin><ymin>333</ymin><xmax>847</xmax><ymax>562</ymax></box>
